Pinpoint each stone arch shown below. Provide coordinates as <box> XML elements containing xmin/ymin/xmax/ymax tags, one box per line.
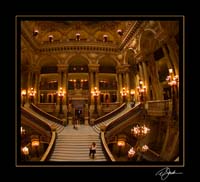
<box><xmin>40</xmin><ymin>30</ymin><xmax>63</xmax><ymax>42</ymax></box>
<box><xmin>125</xmin><ymin>49</ymin><xmax>138</xmax><ymax>91</ymax></box>
<box><xmin>37</xmin><ymin>55</ymin><xmax>60</xmax><ymax>67</ymax></box>
<box><xmin>139</xmin><ymin>30</ymin><xmax>160</xmax><ymax>55</ymax></box>
<box><xmin>138</xmin><ymin>21</ymin><xmax>162</xmax><ymax>53</ymax></box>
<box><xmin>67</xmin><ymin>54</ymin><xmax>89</xmax><ymax>66</ymax></box>
<box><xmin>98</xmin><ymin>56</ymin><xmax>117</xmax><ymax>73</ymax></box>
<box><xmin>66</xmin><ymin>29</ymin><xmax>90</xmax><ymax>41</ymax></box>
<box><xmin>67</xmin><ymin>54</ymin><xmax>89</xmax><ymax>75</ymax></box>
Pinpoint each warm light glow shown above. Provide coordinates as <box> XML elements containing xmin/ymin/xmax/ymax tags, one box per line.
<box><xmin>48</xmin><ymin>35</ymin><xmax>54</xmax><ymax>42</ymax></box>
<box><xmin>21</xmin><ymin>90</ymin><xmax>26</xmax><ymax>96</ymax></box>
<box><xmin>92</xmin><ymin>87</ymin><xmax>100</xmax><ymax>96</ymax></box>
<box><xmin>58</xmin><ymin>87</ymin><xmax>64</xmax><ymax>97</ymax></box>
<box><xmin>21</xmin><ymin>126</ymin><xmax>25</xmax><ymax>135</ymax></box>
<box><xmin>32</xmin><ymin>140</ymin><xmax>40</xmax><ymax>147</ymax></box>
<box><xmin>137</xmin><ymin>80</ymin><xmax>146</xmax><ymax>93</ymax></box>
<box><xmin>137</xmin><ymin>80</ymin><xmax>146</xmax><ymax>102</ymax></box>
<box><xmin>130</xmin><ymin>89</ymin><xmax>135</xmax><ymax>95</ymax></box>
<box><xmin>169</xmin><ymin>68</ymin><xmax>173</xmax><ymax>73</ymax></box>
<box><xmin>121</xmin><ymin>87</ymin><xmax>128</xmax><ymax>96</ymax></box>
<box><xmin>128</xmin><ymin>147</ymin><xmax>136</xmax><ymax>158</ymax></box>
<box><xmin>117</xmin><ymin>140</ymin><xmax>125</xmax><ymax>147</ymax></box>
<box><xmin>117</xmin><ymin>29</ymin><xmax>123</xmax><ymax>36</ymax></box>
<box><xmin>131</xmin><ymin>124</ymin><xmax>150</xmax><ymax>138</ymax></box>
<box><xmin>129</xmin><ymin>123</ymin><xmax>150</xmax><ymax>159</ymax></box>
<box><xmin>31</xmin><ymin>135</ymin><xmax>40</xmax><ymax>147</ymax></box>
<box><xmin>103</xmin><ymin>34</ymin><xmax>108</xmax><ymax>42</ymax></box>
<box><xmin>76</xmin><ymin>33</ymin><xmax>80</xmax><ymax>40</ymax></box>
<box><xmin>166</xmin><ymin>69</ymin><xmax>179</xmax><ymax>86</ymax></box>
<box><xmin>141</xmin><ymin>145</ymin><xmax>149</xmax><ymax>152</ymax></box>
<box><xmin>33</xmin><ymin>29</ymin><xmax>39</xmax><ymax>36</ymax></box>
<box><xmin>29</xmin><ymin>88</ymin><xmax>36</xmax><ymax>96</ymax></box>
<box><xmin>22</xmin><ymin>146</ymin><xmax>29</xmax><ymax>155</ymax></box>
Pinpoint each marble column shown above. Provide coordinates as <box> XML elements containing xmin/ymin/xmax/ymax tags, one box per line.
<box><xmin>33</xmin><ymin>69</ymin><xmax>40</xmax><ymax>104</ymax></box>
<box><xmin>117</xmin><ymin>72</ymin><xmax>123</xmax><ymax>103</ymax></box>
<box><xmin>142</xmin><ymin>61</ymin><xmax>149</xmax><ymax>101</ymax></box>
<box><xmin>57</xmin><ymin>64</ymin><xmax>68</xmax><ymax>118</ymax></box>
<box><xmin>167</xmin><ymin>37</ymin><xmax>179</xmax><ymax>76</ymax></box>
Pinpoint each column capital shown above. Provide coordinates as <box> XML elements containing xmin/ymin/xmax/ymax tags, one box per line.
<box><xmin>88</xmin><ymin>64</ymin><xmax>99</xmax><ymax>72</ymax></box>
<box><xmin>135</xmin><ymin>52</ymin><xmax>144</xmax><ymax>64</ymax></box>
<box><xmin>27</xmin><ymin>65</ymin><xmax>40</xmax><ymax>72</ymax></box>
<box><xmin>116</xmin><ymin>65</ymin><xmax>125</xmax><ymax>74</ymax></box>
<box><xmin>123</xmin><ymin>64</ymin><xmax>130</xmax><ymax>72</ymax></box>
<box><xmin>116</xmin><ymin>64</ymin><xmax>130</xmax><ymax>73</ymax></box>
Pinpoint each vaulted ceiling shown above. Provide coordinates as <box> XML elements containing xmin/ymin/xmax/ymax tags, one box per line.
<box><xmin>22</xmin><ymin>20</ymin><xmax>136</xmax><ymax>47</ymax></box>
<box><xmin>21</xmin><ymin>19</ymin><xmax>179</xmax><ymax>68</ymax></box>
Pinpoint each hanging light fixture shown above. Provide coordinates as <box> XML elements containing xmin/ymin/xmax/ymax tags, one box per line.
<box><xmin>103</xmin><ymin>34</ymin><xmax>108</xmax><ymax>42</ymax></box>
<box><xmin>131</xmin><ymin>124</ymin><xmax>150</xmax><ymax>139</ymax></box>
<box><xmin>117</xmin><ymin>29</ymin><xmax>123</xmax><ymax>36</ymax></box>
<box><xmin>128</xmin><ymin>124</ymin><xmax>150</xmax><ymax>159</ymax></box>
<box><xmin>33</xmin><ymin>29</ymin><xmax>39</xmax><ymax>36</ymax></box>
<box><xmin>76</xmin><ymin>33</ymin><xmax>80</xmax><ymax>41</ymax></box>
<box><xmin>48</xmin><ymin>35</ymin><xmax>54</xmax><ymax>42</ymax></box>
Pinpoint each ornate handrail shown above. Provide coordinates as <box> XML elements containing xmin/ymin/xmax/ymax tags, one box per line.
<box><xmin>105</xmin><ymin>103</ymin><xmax>142</xmax><ymax>131</ymax></box>
<box><xmin>21</xmin><ymin>107</ymin><xmax>57</xmax><ymax>161</ymax></box>
<box><xmin>92</xmin><ymin>103</ymin><xmax>126</xmax><ymax>126</ymax></box>
<box><xmin>100</xmin><ymin>103</ymin><xmax>143</xmax><ymax>161</ymax></box>
<box><xmin>30</xmin><ymin>103</ymin><xmax>66</xmax><ymax>126</ymax></box>
<box><xmin>40</xmin><ymin>130</ymin><xmax>56</xmax><ymax>161</ymax></box>
<box><xmin>146</xmin><ymin>99</ymin><xmax>171</xmax><ymax>117</ymax></box>
<box><xmin>100</xmin><ymin>131</ymin><xmax>116</xmax><ymax>161</ymax></box>
<box><xmin>21</xmin><ymin>107</ymin><xmax>52</xmax><ymax>131</ymax></box>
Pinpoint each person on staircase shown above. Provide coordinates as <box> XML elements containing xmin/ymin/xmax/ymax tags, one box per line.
<box><xmin>73</xmin><ymin>118</ymin><xmax>79</xmax><ymax>129</ymax></box>
<box><xmin>89</xmin><ymin>142</ymin><xmax>97</xmax><ymax>159</ymax></box>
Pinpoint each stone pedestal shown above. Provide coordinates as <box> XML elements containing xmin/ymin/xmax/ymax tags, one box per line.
<box><xmin>90</xmin><ymin>118</ymin><xmax>95</xmax><ymax>125</ymax></box>
<box><xmin>100</xmin><ymin>125</ymin><xmax>106</xmax><ymax>132</ymax></box>
<box><xmin>84</xmin><ymin>116</ymin><xmax>89</xmax><ymax>125</ymax></box>
<box><xmin>68</xmin><ymin>116</ymin><xmax>73</xmax><ymax>125</ymax></box>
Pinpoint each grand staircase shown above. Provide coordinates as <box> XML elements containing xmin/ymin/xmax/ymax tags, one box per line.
<box><xmin>23</xmin><ymin>103</ymin><xmax>134</xmax><ymax>162</ymax></box>
<box><xmin>92</xmin><ymin>103</ymin><xmax>133</xmax><ymax>134</ymax></box>
<box><xmin>23</xmin><ymin>104</ymin><xmax>65</xmax><ymax>134</ymax></box>
<box><xmin>49</xmin><ymin>125</ymin><xmax>106</xmax><ymax>161</ymax></box>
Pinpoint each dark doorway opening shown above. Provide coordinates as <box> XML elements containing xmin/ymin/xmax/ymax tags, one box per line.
<box><xmin>75</xmin><ymin>108</ymin><xmax>84</xmax><ymax>124</ymax></box>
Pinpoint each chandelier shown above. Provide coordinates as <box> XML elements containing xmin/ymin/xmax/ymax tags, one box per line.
<box><xmin>131</xmin><ymin>124</ymin><xmax>150</xmax><ymax>139</ymax></box>
<box><xmin>128</xmin><ymin>124</ymin><xmax>150</xmax><ymax>159</ymax></box>
<box><xmin>166</xmin><ymin>68</ymin><xmax>179</xmax><ymax>121</ymax></box>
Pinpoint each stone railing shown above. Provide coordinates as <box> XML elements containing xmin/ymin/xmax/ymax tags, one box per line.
<box><xmin>100</xmin><ymin>131</ymin><xmax>116</xmax><ymax>161</ymax></box>
<box><xmin>105</xmin><ymin>103</ymin><xmax>143</xmax><ymax>132</ymax></box>
<box><xmin>146</xmin><ymin>99</ymin><xmax>172</xmax><ymax>117</ymax></box>
<box><xmin>100</xmin><ymin>103</ymin><xmax>143</xmax><ymax>161</ymax></box>
<box><xmin>21</xmin><ymin>107</ymin><xmax>57</xmax><ymax>162</ymax></box>
<box><xmin>92</xmin><ymin>103</ymin><xmax>126</xmax><ymax>126</ymax></box>
<box><xmin>37</xmin><ymin>103</ymin><xmax>56</xmax><ymax>113</ymax></box>
<box><xmin>21</xmin><ymin>107</ymin><xmax>53</xmax><ymax>131</ymax></box>
<box><xmin>40</xmin><ymin>130</ymin><xmax>56</xmax><ymax>161</ymax></box>
<box><xmin>30</xmin><ymin>103</ymin><xmax>66</xmax><ymax>126</ymax></box>
<box><xmin>101</xmin><ymin>102</ymin><xmax>121</xmax><ymax>114</ymax></box>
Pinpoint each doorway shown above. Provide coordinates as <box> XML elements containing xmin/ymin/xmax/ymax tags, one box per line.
<box><xmin>75</xmin><ymin>108</ymin><xmax>84</xmax><ymax>124</ymax></box>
